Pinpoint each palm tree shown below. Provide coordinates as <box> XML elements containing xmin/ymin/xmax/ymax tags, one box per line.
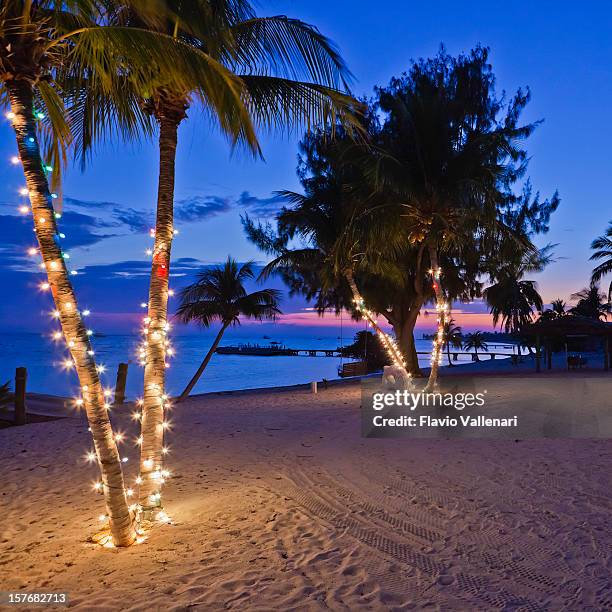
<box><xmin>0</xmin><ymin>0</ymin><xmax>211</xmax><ymax>547</ymax></box>
<box><xmin>176</xmin><ymin>258</ymin><xmax>281</xmax><ymax>399</ymax></box>
<box><xmin>570</xmin><ymin>283</ymin><xmax>611</xmax><ymax>320</ymax></box>
<box><xmin>590</xmin><ymin>221</ymin><xmax>612</xmax><ymax>300</ymax></box>
<box><xmin>128</xmin><ymin>1</ymin><xmax>359</xmax><ymax>514</ymax></box>
<box><xmin>551</xmin><ymin>298</ymin><xmax>567</xmax><ymax>318</ymax></box>
<box><xmin>483</xmin><ymin>247</ymin><xmax>551</xmax><ymax>334</ymax></box>
<box><xmin>463</xmin><ymin>331</ymin><xmax>488</xmax><ymax>360</ymax></box>
<box><xmin>443</xmin><ymin>318</ymin><xmax>463</xmax><ymax>366</ymax></box>
<box><xmin>539</xmin><ymin>298</ymin><xmax>566</xmax><ymax>322</ymax></box>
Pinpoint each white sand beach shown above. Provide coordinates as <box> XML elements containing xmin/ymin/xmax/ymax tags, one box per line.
<box><xmin>1</xmin><ymin>377</ymin><xmax>611</xmax><ymax>611</ymax></box>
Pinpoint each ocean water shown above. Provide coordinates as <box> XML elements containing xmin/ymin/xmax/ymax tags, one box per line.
<box><xmin>0</xmin><ymin>331</ymin><xmax>514</xmax><ymax>399</ymax></box>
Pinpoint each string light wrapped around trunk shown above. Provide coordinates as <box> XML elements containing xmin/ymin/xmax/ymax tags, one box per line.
<box><xmin>6</xmin><ymin>104</ymin><xmax>137</xmax><ymax>546</ymax></box>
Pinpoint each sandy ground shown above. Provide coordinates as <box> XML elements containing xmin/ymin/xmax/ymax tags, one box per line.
<box><xmin>1</xmin><ymin>378</ymin><xmax>611</xmax><ymax>611</ymax></box>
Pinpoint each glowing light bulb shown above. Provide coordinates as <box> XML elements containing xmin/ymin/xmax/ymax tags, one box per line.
<box><xmin>143</xmin><ymin>459</ymin><xmax>153</xmax><ymax>468</ymax></box>
<box><xmin>126</xmin><ymin>488</ymin><xmax>134</xmax><ymax>497</ymax></box>
<box><xmin>10</xmin><ymin>155</ymin><xmax>19</xmax><ymax>165</ymax></box>
<box><xmin>145</xmin><ymin>249</ymin><xmax>153</xmax><ymax>256</ymax></box>
<box><xmin>162</xmin><ymin>446</ymin><xmax>169</xmax><ymax>455</ymax></box>
<box><xmin>18</xmin><ymin>205</ymin><xmax>29</xmax><ymax>214</ymax></box>
<box><xmin>93</xmin><ymin>482</ymin><xmax>102</xmax><ymax>491</ymax></box>
<box><xmin>86</xmin><ymin>329</ymin><xmax>93</xmax><ymax>336</ymax></box>
<box><xmin>168</xmin><ymin>289</ymin><xmax>175</xmax><ymax>297</ymax></box>
<box><xmin>75</xmin><ymin>398</ymin><xmax>83</xmax><ymax>407</ymax></box>
<box><xmin>135</xmin><ymin>476</ymin><xmax>143</xmax><ymax>484</ymax></box>
<box><xmin>136</xmin><ymin>436</ymin><xmax>143</xmax><ymax>445</ymax></box>
<box><xmin>19</xmin><ymin>187</ymin><xmax>28</xmax><ymax>196</ymax></box>
<box><xmin>96</xmin><ymin>365</ymin><xmax>106</xmax><ymax>374</ymax></box>
<box><xmin>40</xmin><ymin>282</ymin><xmax>50</xmax><ymax>291</ymax></box>
<box><xmin>103</xmin><ymin>389</ymin><xmax>112</xmax><ymax>397</ymax></box>
<box><xmin>27</xmin><ymin>247</ymin><xmax>37</xmax><ymax>256</ymax></box>
<box><xmin>87</xmin><ymin>350</ymin><xmax>95</xmax><ymax>356</ymax></box>
<box><xmin>98</xmin><ymin>514</ymin><xmax>106</xmax><ymax>522</ymax></box>
<box><xmin>51</xmin><ymin>310</ymin><xmax>60</xmax><ymax>318</ymax></box>
<box><xmin>53</xmin><ymin>331</ymin><xmax>61</xmax><ymax>340</ymax></box>
<box><xmin>6</xmin><ymin>112</ymin><xmax>15</xmax><ymax>120</ymax></box>
<box><xmin>82</xmin><ymin>309</ymin><xmax>91</xmax><ymax>316</ymax></box>
<box><xmin>63</xmin><ymin>360</ymin><xmax>74</xmax><ymax>369</ymax></box>
<box><xmin>115</xmin><ymin>433</ymin><xmax>124</xmax><ymax>442</ymax></box>
<box><xmin>122</xmin><ymin>457</ymin><xmax>128</xmax><ymax>463</ymax></box>
<box><xmin>140</xmin><ymin>302</ymin><xmax>147</xmax><ymax>308</ymax></box>
<box><xmin>86</xmin><ymin>452</ymin><xmax>96</xmax><ymax>463</ymax></box>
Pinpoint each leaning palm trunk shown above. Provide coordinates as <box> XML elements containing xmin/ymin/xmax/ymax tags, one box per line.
<box><xmin>7</xmin><ymin>81</ymin><xmax>135</xmax><ymax>547</ymax></box>
<box><xmin>344</xmin><ymin>270</ymin><xmax>409</xmax><ymax>383</ymax></box>
<box><xmin>424</xmin><ymin>247</ymin><xmax>447</xmax><ymax>392</ymax></box>
<box><xmin>178</xmin><ymin>323</ymin><xmax>229</xmax><ymax>401</ymax></box>
<box><xmin>139</xmin><ymin>98</ymin><xmax>186</xmax><ymax>514</ymax></box>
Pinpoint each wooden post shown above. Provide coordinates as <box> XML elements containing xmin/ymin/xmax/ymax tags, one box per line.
<box><xmin>114</xmin><ymin>362</ymin><xmax>128</xmax><ymax>405</ymax></box>
<box><xmin>310</xmin><ymin>381</ymin><xmax>318</xmax><ymax>394</ymax></box>
<box><xmin>547</xmin><ymin>343</ymin><xmax>552</xmax><ymax>370</ymax></box>
<box><xmin>14</xmin><ymin>367</ymin><xmax>27</xmax><ymax>426</ymax></box>
<box><xmin>535</xmin><ymin>335</ymin><xmax>541</xmax><ymax>373</ymax></box>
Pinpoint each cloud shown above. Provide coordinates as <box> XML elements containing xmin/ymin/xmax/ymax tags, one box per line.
<box><xmin>63</xmin><ymin>196</ymin><xmax>122</xmax><ymax>210</ymax></box>
<box><xmin>0</xmin><ymin>211</ymin><xmax>116</xmax><ymax>255</ymax></box>
<box><xmin>111</xmin><ymin>207</ymin><xmax>153</xmax><ymax>234</ymax></box>
<box><xmin>237</xmin><ymin>191</ymin><xmax>286</xmax><ymax>217</ymax></box>
<box><xmin>174</xmin><ymin>195</ymin><xmax>233</xmax><ymax>222</ymax></box>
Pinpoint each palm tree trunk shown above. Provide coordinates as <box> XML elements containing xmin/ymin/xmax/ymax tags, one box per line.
<box><xmin>6</xmin><ymin>80</ymin><xmax>135</xmax><ymax>546</ymax></box>
<box><xmin>392</xmin><ymin>302</ymin><xmax>423</xmax><ymax>376</ymax></box>
<box><xmin>179</xmin><ymin>323</ymin><xmax>229</xmax><ymax>400</ymax></box>
<box><xmin>139</xmin><ymin>107</ymin><xmax>183</xmax><ymax>514</ymax></box>
<box><xmin>424</xmin><ymin>247</ymin><xmax>447</xmax><ymax>392</ymax></box>
<box><xmin>447</xmin><ymin>342</ymin><xmax>452</xmax><ymax>366</ymax></box>
<box><xmin>344</xmin><ymin>270</ymin><xmax>407</xmax><ymax>373</ymax></box>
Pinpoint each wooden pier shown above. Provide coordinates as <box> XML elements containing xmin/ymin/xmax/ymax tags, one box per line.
<box><xmin>216</xmin><ymin>346</ymin><xmax>514</xmax><ymax>359</ymax></box>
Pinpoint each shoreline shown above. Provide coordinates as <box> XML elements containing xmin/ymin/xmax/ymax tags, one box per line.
<box><xmin>4</xmin><ymin>348</ymin><xmax>607</xmax><ymax>411</ymax></box>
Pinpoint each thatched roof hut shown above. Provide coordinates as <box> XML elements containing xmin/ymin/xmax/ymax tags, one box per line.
<box><xmin>521</xmin><ymin>316</ymin><xmax>611</xmax><ymax>371</ymax></box>
<box><xmin>522</xmin><ymin>315</ymin><xmax>612</xmax><ymax>338</ymax></box>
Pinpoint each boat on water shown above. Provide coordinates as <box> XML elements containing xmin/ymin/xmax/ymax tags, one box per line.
<box><xmin>216</xmin><ymin>342</ymin><xmax>294</xmax><ymax>356</ymax></box>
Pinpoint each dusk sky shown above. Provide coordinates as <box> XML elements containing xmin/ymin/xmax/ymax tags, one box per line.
<box><xmin>1</xmin><ymin>0</ymin><xmax>610</xmax><ymax>335</ymax></box>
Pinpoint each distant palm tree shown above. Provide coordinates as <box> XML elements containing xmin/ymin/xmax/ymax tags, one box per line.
<box><xmin>538</xmin><ymin>298</ymin><xmax>567</xmax><ymax>322</ymax></box>
<box><xmin>463</xmin><ymin>331</ymin><xmax>488</xmax><ymax>360</ymax></box>
<box><xmin>443</xmin><ymin>319</ymin><xmax>463</xmax><ymax>366</ymax></box>
<box><xmin>551</xmin><ymin>299</ymin><xmax>567</xmax><ymax>317</ymax></box>
<box><xmin>483</xmin><ymin>248</ymin><xmax>551</xmax><ymax>333</ymax></box>
<box><xmin>176</xmin><ymin>258</ymin><xmax>281</xmax><ymax>399</ymax></box>
<box><xmin>570</xmin><ymin>283</ymin><xmax>611</xmax><ymax>320</ymax></box>
<box><xmin>590</xmin><ymin>221</ymin><xmax>612</xmax><ymax>300</ymax></box>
